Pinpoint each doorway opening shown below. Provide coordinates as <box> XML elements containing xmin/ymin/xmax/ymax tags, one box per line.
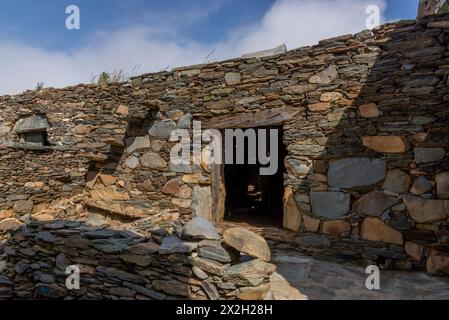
<box><xmin>223</xmin><ymin>126</ymin><xmax>286</xmax><ymax>227</ymax></box>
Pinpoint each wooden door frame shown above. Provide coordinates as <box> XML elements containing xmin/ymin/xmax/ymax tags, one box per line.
<box><xmin>205</xmin><ymin>107</ymin><xmax>299</xmax><ymax>224</ymax></box>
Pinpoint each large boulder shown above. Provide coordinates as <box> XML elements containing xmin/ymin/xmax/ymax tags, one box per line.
<box><xmin>182</xmin><ymin>217</ymin><xmax>220</xmax><ymax>241</ymax></box>
<box><xmin>310</xmin><ymin>192</ymin><xmax>350</xmax><ymax>219</ymax></box>
<box><xmin>223</xmin><ymin>228</ymin><xmax>271</xmax><ymax>262</ymax></box>
<box><xmin>403</xmin><ymin>196</ymin><xmax>449</xmax><ymax>223</ymax></box>
<box><xmin>328</xmin><ymin>158</ymin><xmax>386</xmax><ymax>190</ymax></box>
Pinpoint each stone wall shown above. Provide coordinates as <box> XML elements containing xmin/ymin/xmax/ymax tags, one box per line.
<box><xmin>418</xmin><ymin>0</ymin><xmax>449</xmax><ymax>17</ymax></box>
<box><xmin>0</xmin><ymin>14</ymin><xmax>449</xmax><ymax>275</ymax></box>
<box><xmin>0</xmin><ymin>218</ymin><xmax>275</xmax><ymax>300</ymax></box>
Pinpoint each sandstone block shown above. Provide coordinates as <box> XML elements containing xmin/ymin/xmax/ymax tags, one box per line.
<box><xmin>361</xmin><ymin>217</ymin><xmax>403</xmax><ymax>245</ymax></box>
<box><xmin>363</xmin><ymin>136</ymin><xmax>410</xmax><ymax>153</ymax></box>
<box><xmin>223</xmin><ymin>227</ymin><xmax>271</xmax><ymax>262</ymax></box>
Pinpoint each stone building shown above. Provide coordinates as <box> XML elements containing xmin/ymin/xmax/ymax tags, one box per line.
<box><xmin>0</xmin><ymin>12</ymin><xmax>449</xmax><ymax>278</ymax></box>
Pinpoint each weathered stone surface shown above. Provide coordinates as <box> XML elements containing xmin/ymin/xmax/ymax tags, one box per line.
<box><xmin>427</xmin><ymin>249</ymin><xmax>449</xmax><ymax>275</ymax></box>
<box><xmin>182</xmin><ymin>217</ymin><xmax>220</xmax><ymax>241</ymax></box>
<box><xmin>126</xmin><ymin>136</ymin><xmax>151</xmax><ymax>153</ymax></box>
<box><xmin>328</xmin><ymin>158</ymin><xmax>386</xmax><ymax>190</ymax></box>
<box><xmin>223</xmin><ymin>228</ymin><xmax>271</xmax><ymax>262</ymax></box>
<box><xmin>382</xmin><ymin>169</ymin><xmax>411</xmax><ymax>194</ymax></box>
<box><xmin>13</xmin><ymin>115</ymin><xmax>50</xmax><ymax>133</ymax></box>
<box><xmin>36</xmin><ymin>231</ymin><xmax>56</xmax><ymax>243</ymax></box>
<box><xmin>140</xmin><ymin>152</ymin><xmax>167</xmax><ymax>169</ymax></box>
<box><xmin>242</xmin><ymin>43</ymin><xmax>287</xmax><ymax>59</ymax></box>
<box><xmin>353</xmin><ymin>192</ymin><xmax>399</xmax><ymax>217</ymax></box>
<box><xmin>410</xmin><ymin>176</ymin><xmax>433</xmax><ymax>195</ymax></box>
<box><xmin>91</xmin><ymin>238</ymin><xmax>132</xmax><ymax>253</ymax></box>
<box><xmin>283</xmin><ymin>187</ymin><xmax>301</xmax><ymax>232</ymax></box>
<box><xmin>13</xmin><ymin>200</ymin><xmax>34</xmax><ymax>214</ymax></box>
<box><xmin>303</xmin><ymin>215</ymin><xmax>320</xmax><ymax>232</ymax></box>
<box><xmin>158</xmin><ymin>236</ymin><xmax>197</xmax><ymax>254</ymax></box>
<box><xmin>308</xmin><ymin>102</ymin><xmax>331</xmax><ymax>112</ymax></box>
<box><xmin>202</xmin><ymin>280</ymin><xmax>220</xmax><ymax>300</ymax></box>
<box><xmin>99</xmin><ymin>174</ymin><xmax>117</xmax><ymax>187</ymax></box>
<box><xmin>223</xmin><ymin>259</ymin><xmax>276</xmax><ymax>287</ymax></box>
<box><xmin>152</xmin><ymin>279</ymin><xmax>189</xmax><ymax>297</ymax></box>
<box><xmin>124</xmin><ymin>155</ymin><xmax>139</xmax><ymax>169</ymax></box>
<box><xmin>225</xmin><ymin>72</ymin><xmax>241</xmax><ymax>85</ymax></box>
<box><xmin>191</xmin><ymin>257</ymin><xmax>229</xmax><ymax>276</ymax></box>
<box><xmin>148</xmin><ymin>120</ymin><xmax>176</xmax><ymax>139</ymax></box>
<box><xmin>322</xmin><ymin>220</ymin><xmax>351</xmax><ymax>238</ymax></box>
<box><xmin>90</xmin><ymin>187</ymin><xmax>130</xmax><ymax>201</ymax></box>
<box><xmin>363</xmin><ymin>136</ymin><xmax>410</xmax><ymax>153</ymax></box>
<box><xmin>320</xmin><ymin>92</ymin><xmax>342</xmax><ymax>102</ymax></box>
<box><xmin>359</xmin><ymin>103</ymin><xmax>380</xmax><ymax>118</ymax></box>
<box><xmin>177</xmin><ymin>113</ymin><xmax>192</xmax><ymax>129</ymax></box>
<box><xmin>192</xmin><ymin>266</ymin><xmax>208</xmax><ymax>280</ymax></box>
<box><xmin>0</xmin><ymin>209</ymin><xmax>13</xmax><ymax>220</ymax></box>
<box><xmin>127</xmin><ymin>242</ymin><xmax>159</xmax><ymax>255</ymax></box>
<box><xmin>119</xmin><ymin>254</ymin><xmax>152</xmax><ymax>267</ymax></box>
<box><xmin>405</xmin><ymin>242</ymin><xmax>423</xmax><ymax>261</ymax></box>
<box><xmin>361</xmin><ymin>217</ymin><xmax>403</xmax><ymax>245</ymax></box>
<box><xmin>191</xmin><ymin>186</ymin><xmax>212</xmax><ymax>220</ymax></box>
<box><xmin>162</xmin><ymin>179</ymin><xmax>179</xmax><ymax>195</ymax></box>
<box><xmin>310</xmin><ymin>192</ymin><xmax>350</xmax><ymax>219</ymax></box>
<box><xmin>414</xmin><ymin>147</ymin><xmax>445</xmax><ymax>164</ymax></box>
<box><xmin>198</xmin><ymin>245</ymin><xmax>239</xmax><ymax>263</ymax></box>
<box><xmin>35</xmin><ymin>284</ymin><xmax>66</xmax><ymax>298</ymax></box>
<box><xmin>403</xmin><ymin>195</ymin><xmax>449</xmax><ymax>223</ymax></box>
<box><xmin>0</xmin><ymin>218</ymin><xmax>23</xmax><ymax>232</ymax></box>
<box><xmin>294</xmin><ymin>234</ymin><xmax>331</xmax><ymax>248</ymax></box>
<box><xmin>309</xmin><ymin>65</ymin><xmax>337</xmax><ymax>84</ymax></box>
<box><xmin>435</xmin><ymin>172</ymin><xmax>449</xmax><ymax>199</ymax></box>
<box><xmin>236</xmin><ymin>283</ymin><xmax>271</xmax><ymax>300</ymax></box>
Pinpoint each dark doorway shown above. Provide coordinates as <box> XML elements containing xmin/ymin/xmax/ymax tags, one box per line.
<box><xmin>224</xmin><ymin>126</ymin><xmax>285</xmax><ymax>227</ymax></box>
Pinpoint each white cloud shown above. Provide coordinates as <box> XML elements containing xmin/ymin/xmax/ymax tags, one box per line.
<box><xmin>0</xmin><ymin>0</ymin><xmax>386</xmax><ymax>95</ymax></box>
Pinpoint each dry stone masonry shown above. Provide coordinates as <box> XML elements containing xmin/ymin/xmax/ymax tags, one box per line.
<box><xmin>0</xmin><ymin>218</ymin><xmax>276</xmax><ymax>300</ymax></box>
<box><xmin>0</xmin><ymin>12</ymin><xmax>449</xmax><ymax>295</ymax></box>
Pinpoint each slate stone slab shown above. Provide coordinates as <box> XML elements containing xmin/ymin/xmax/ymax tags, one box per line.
<box><xmin>414</xmin><ymin>147</ymin><xmax>445</xmax><ymax>164</ymax></box>
<box><xmin>328</xmin><ymin>158</ymin><xmax>386</xmax><ymax>190</ymax></box>
<box><xmin>310</xmin><ymin>192</ymin><xmax>350</xmax><ymax>219</ymax></box>
<box><xmin>182</xmin><ymin>217</ymin><xmax>220</xmax><ymax>241</ymax></box>
<box><xmin>158</xmin><ymin>236</ymin><xmax>197</xmax><ymax>254</ymax></box>
<box><xmin>294</xmin><ymin>235</ymin><xmax>331</xmax><ymax>249</ymax></box>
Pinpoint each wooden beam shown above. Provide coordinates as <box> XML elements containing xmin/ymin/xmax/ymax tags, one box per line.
<box><xmin>200</xmin><ymin>107</ymin><xmax>299</xmax><ymax>129</ymax></box>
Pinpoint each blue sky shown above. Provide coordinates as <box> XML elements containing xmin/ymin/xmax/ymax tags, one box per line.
<box><xmin>0</xmin><ymin>0</ymin><xmax>420</xmax><ymax>94</ymax></box>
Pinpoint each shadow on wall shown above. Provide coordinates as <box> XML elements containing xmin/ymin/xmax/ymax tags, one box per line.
<box><xmin>293</xmin><ymin>14</ymin><xmax>449</xmax><ymax>271</ymax></box>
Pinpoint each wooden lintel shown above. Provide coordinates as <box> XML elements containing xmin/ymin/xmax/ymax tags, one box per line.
<box><xmin>200</xmin><ymin>107</ymin><xmax>299</xmax><ymax>130</ymax></box>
